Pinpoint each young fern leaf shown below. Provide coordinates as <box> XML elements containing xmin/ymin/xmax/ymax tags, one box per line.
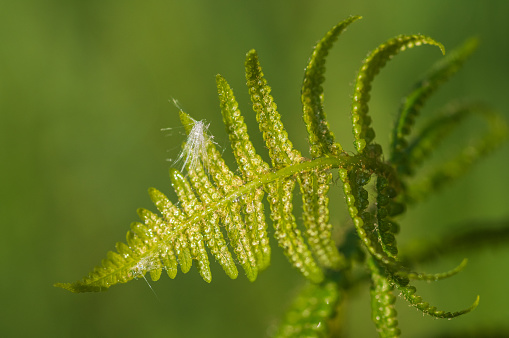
<box><xmin>147</xmin><ymin>187</ymin><xmax>233</xmax><ymax>279</ymax></box>
<box><xmin>57</xmin><ymin>39</ymin><xmax>353</xmax><ymax>292</ymax></box>
<box><xmin>406</xmin><ymin>258</ymin><xmax>468</xmax><ymax>282</ymax></box>
<box><xmin>299</xmin><ymin>15</ymin><xmax>364</xmax><ymax>268</ymax></box>
<box><xmin>178</xmin><ymin>162</ymin><xmax>237</xmax><ymax>276</ymax></box>
<box><xmin>169</xmin><ymin>168</ymin><xmax>213</xmax><ymax>282</ymax></box>
<box><xmin>351</xmin><ymin>35</ymin><xmax>445</xmax><ymax>153</ymax></box>
<box><xmin>246</xmin><ymin>49</ymin><xmax>302</xmax><ymax>167</ymax></box>
<box><xmin>298</xmin><ymin>16</ymin><xmax>364</xmax><ymax>272</ymax></box>
<box><xmin>246</xmin><ymin>49</ymin><xmax>325</xmax><ymax>282</ymax></box>
<box><xmin>390</xmin><ymin>37</ymin><xmax>479</xmax><ymax>165</ymax></box>
<box><xmin>56</xmin><ymin>16</ymin><xmax>507</xmax><ymax>337</ymax></box>
<box><xmin>216</xmin><ymin>74</ymin><xmax>271</xmax><ymax>270</ymax></box>
<box><xmin>395</xmin><ymin>283</ymin><xmax>480</xmax><ymax>319</ymax></box>
<box><xmin>301</xmin><ymin>15</ymin><xmax>361</xmax><ymax>158</ymax></box>
<box><xmin>339</xmin><ymin>166</ymin><xmax>403</xmax><ymax>272</ymax></box>
<box><xmin>298</xmin><ymin>169</ymin><xmax>346</xmax><ymax>270</ymax></box>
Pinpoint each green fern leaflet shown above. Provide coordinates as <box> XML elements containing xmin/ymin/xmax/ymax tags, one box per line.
<box><xmin>56</xmin><ymin>16</ymin><xmax>508</xmax><ymax>337</ymax></box>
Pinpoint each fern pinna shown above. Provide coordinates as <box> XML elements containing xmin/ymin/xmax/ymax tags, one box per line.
<box><xmin>56</xmin><ymin>16</ymin><xmax>508</xmax><ymax>337</ymax></box>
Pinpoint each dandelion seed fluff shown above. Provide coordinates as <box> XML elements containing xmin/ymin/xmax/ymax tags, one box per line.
<box><xmin>173</xmin><ymin>117</ymin><xmax>214</xmax><ymax>172</ymax></box>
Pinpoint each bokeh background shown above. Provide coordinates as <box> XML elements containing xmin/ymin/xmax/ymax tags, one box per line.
<box><xmin>1</xmin><ymin>1</ymin><xmax>508</xmax><ymax>337</ymax></box>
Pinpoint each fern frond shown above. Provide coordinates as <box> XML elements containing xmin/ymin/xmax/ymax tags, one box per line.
<box><xmin>216</xmin><ymin>74</ymin><xmax>270</xmax><ymax>180</ymax></box>
<box><xmin>246</xmin><ymin>49</ymin><xmax>302</xmax><ymax>167</ymax></box>
<box><xmin>351</xmin><ymin>35</ymin><xmax>444</xmax><ymax>153</ymax></box>
<box><xmin>406</xmin><ymin>258</ymin><xmax>467</xmax><ymax>281</ymax></box>
<box><xmin>169</xmin><ymin>168</ymin><xmax>215</xmax><ymax>281</ymax></box>
<box><xmin>367</xmin><ymin>255</ymin><xmax>479</xmax><ymax>319</ymax></box>
<box><xmin>390</xmin><ymin>37</ymin><xmax>479</xmax><ymax>164</ymax></box>
<box><xmin>395</xmin><ymin>283</ymin><xmax>479</xmax><ymax>318</ymax></box>
<box><xmin>56</xmin><ymin>16</ymin><xmax>508</xmax><ymax>337</ymax></box>
<box><xmin>216</xmin><ymin>74</ymin><xmax>271</xmax><ymax>270</ymax></box>
<box><xmin>339</xmin><ymin>166</ymin><xmax>403</xmax><ymax>272</ymax></box>
<box><xmin>301</xmin><ymin>15</ymin><xmax>361</xmax><ymax>158</ymax></box>
<box><xmin>145</xmin><ymin>189</ymin><xmax>187</xmax><ymax>277</ymax></box>
<box><xmin>179</xmin><ymin>112</ymin><xmax>261</xmax><ymax>281</ymax></box>
<box><xmin>136</xmin><ymin>199</ymin><xmax>181</xmax><ymax>279</ymax></box>
<box><xmin>270</xmin><ymin>177</ymin><xmax>325</xmax><ymax>283</ymax></box>
<box><xmin>299</xmin><ymin>170</ymin><xmax>346</xmax><ymax>270</ymax></box>
<box><xmin>245</xmin><ymin>49</ymin><xmax>335</xmax><ymax>282</ymax></box>
<box><xmin>58</xmin><ymin>48</ymin><xmax>356</xmax><ymax>292</ymax></box>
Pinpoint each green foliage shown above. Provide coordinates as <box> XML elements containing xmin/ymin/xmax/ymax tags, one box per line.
<box><xmin>56</xmin><ymin>16</ymin><xmax>509</xmax><ymax>337</ymax></box>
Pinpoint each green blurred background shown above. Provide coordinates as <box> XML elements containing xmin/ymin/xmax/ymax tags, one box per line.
<box><xmin>1</xmin><ymin>1</ymin><xmax>508</xmax><ymax>337</ymax></box>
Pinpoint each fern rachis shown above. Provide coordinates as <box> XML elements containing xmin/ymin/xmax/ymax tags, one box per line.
<box><xmin>56</xmin><ymin>16</ymin><xmax>508</xmax><ymax>337</ymax></box>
